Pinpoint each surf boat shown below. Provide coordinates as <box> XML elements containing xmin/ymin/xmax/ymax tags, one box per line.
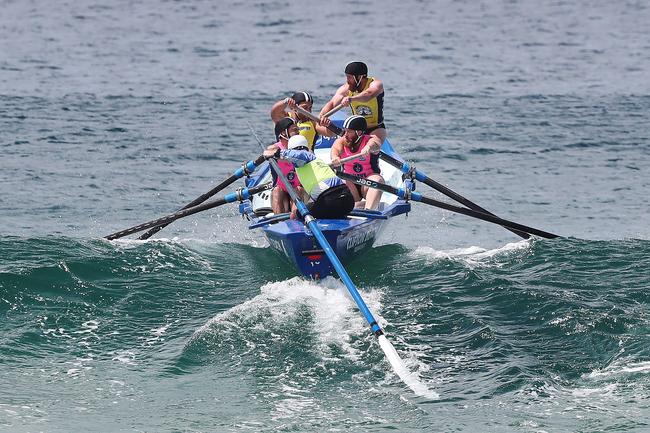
<box><xmin>238</xmin><ymin>116</ymin><xmax>411</xmax><ymax>279</ymax></box>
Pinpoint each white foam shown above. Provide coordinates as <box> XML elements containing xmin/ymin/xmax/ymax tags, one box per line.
<box><xmin>413</xmin><ymin>239</ymin><xmax>531</xmax><ymax>267</ymax></box>
<box><xmin>584</xmin><ymin>360</ymin><xmax>650</xmax><ymax>379</ymax></box>
<box><xmin>194</xmin><ymin>277</ymin><xmax>376</xmax><ymax>357</ymax></box>
<box><xmin>194</xmin><ymin>277</ymin><xmax>439</xmax><ymax>398</ymax></box>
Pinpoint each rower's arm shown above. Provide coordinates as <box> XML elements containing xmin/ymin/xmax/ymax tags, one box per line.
<box><xmin>279</xmin><ymin>149</ymin><xmax>315</xmax><ymax>167</ymax></box>
<box><xmin>314</xmin><ymin>120</ymin><xmax>334</xmax><ymax>137</ymax></box>
<box><xmin>329</xmin><ymin>140</ymin><xmax>344</xmax><ymax>167</ymax></box>
<box><xmin>367</xmin><ymin>136</ymin><xmax>382</xmax><ymax>154</ymax></box>
<box><xmin>270</xmin><ymin>99</ymin><xmax>289</xmax><ymax>122</ymax></box>
<box><xmin>320</xmin><ymin>84</ymin><xmax>348</xmax><ymax>117</ymax></box>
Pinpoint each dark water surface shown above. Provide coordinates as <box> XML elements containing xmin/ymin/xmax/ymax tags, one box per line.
<box><xmin>2</xmin><ymin>1</ymin><xmax>650</xmax><ymax>431</ymax></box>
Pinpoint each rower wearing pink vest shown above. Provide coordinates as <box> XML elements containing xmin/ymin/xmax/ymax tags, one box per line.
<box><xmin>267</xmin><ymin>117</ymin><xmax>302</xmax><ymax>214</ymax></box>
<box><xmin>330</xmin><ymin>115</ymin><xmax>384</xmax><ymax>210</ymax></box>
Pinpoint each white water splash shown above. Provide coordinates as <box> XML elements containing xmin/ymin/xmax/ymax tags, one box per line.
<box><xmin>193</xmin><ymin>277</ymin><xmax>439</xmax><ymax>398</ymax></box>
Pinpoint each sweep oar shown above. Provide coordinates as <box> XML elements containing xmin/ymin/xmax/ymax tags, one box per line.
<box><xmin>138</xmin><ymin>155</ymin><xmax>266</xmax><ymax>240</ymax></box>
<box><xmin>379</xmin><ymin>152</ymin><xmax>531</xmax><ymax>239</ymax></box>
<box><xmin>105</xmin><ymin>183</ymin><xmax>272</xmax><ymax>240</ymax></box>
<box><xmin>248</xmin><ymin>127</ymin><xmax>435</xmax><ymax>397</ymax></box>
<box><xmin>337</xmin><ymin>171</ymin><xmax>559</xmax><ymax>239</ymax></box>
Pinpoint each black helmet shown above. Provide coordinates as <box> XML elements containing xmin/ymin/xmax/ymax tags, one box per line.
<box><xmin>344</xmin><ymin>61</ymin><xmax>368</xmax><ymax>76</ymax></box>
<box><xmin>291</xmin><ymin>91</ymin><xmax>313</xmax><ymax>105</ymax></box>
<box><xmin>343</xmin><ymin>115</ymin><xmax>367</xmax><ymax>132</ymax></box>
<box><xmin>274</xmin><ymin>117</ymin><xmax>295</xmax><ymax>140</ymax></box>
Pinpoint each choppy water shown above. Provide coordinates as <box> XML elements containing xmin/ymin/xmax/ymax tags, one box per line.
<box><xmin>2</xmin><ymin>1</ymin><xmax>650</xmax><ymax>432</ymax></box>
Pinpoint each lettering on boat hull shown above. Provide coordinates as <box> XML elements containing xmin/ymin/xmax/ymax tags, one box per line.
<box><xmin>345</xmin><ymin>227</ymin><xmax>378</xmax><ymax>252</ymax></box>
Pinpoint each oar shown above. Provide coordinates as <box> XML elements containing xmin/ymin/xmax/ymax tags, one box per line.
<box><xmin>336</xmin><ymin>171</ymin><xmax>559</xmax><ymax>239</ymax></box>
<box><xmin>138</xmin><ymin>155</ymin><xmax>266</xmax><ymax>240</ymax></box>
<box><xmin>322</xmin><ymin>102</ymin><xmax>345</xmax><ymax>118</ymax></box>
<box><xmin>330</xmin><ymin>152</ymin><xmax>364</xmax><ymax>167</ymax></box>
<box><xmin>249</xmin><ymin>127</ymin><xmax>434</xmax><ymax>396</ymax></box>
<box><xmin>379</xmin><ymin>152</ymin><xmax>531</xmax><ymax>240</ymax></box>
<box><xmin>292</xmin><ymin>105</ymin><xmax>343</xmax><ymax>136</ymax></box>
<box><xmin>105</xmin><ymin>183</ymin><xmax>272</xmax><ymax>240</ymax></box>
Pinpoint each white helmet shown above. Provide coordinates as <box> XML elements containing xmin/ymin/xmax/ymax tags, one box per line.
<box><xmin>287</xmin><ymin>135</ymin><xmax>309</xmax><ymax>150</ymax></box>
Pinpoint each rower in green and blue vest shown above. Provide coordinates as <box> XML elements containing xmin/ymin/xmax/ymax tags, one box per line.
<box><xmin>263</xmin><ymin>135</ymin><xmax>354</xmax><ymax>220</ymax></box>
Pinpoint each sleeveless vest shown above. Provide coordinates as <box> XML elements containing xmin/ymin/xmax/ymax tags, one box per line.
<box><xmin>348</xmin><ymin>76</ymin><xmax>384</xmax><ymax>129</ymax></box>
<box><xmin>274</xmin><ymin>141</ymin><xmax>300</xmax><ymax>192</ymax></box>
<box><xmin>340</xmin><ymin>135</ymin><xmax>380</xmax><ymax>177</ymax></box>
<box><xmin>295</xmin><ymin>159</ymin><xmax>338</xmax><ymax>200</ymax></box>
<box><xmin>288</xmin><ymin>113</ymin><xmax>318</xmax><ymax>150</ymax></box>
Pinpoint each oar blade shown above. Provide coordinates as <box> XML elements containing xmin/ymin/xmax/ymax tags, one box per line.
<box><xmin>377</xmin><ymin>335</ymin><xmax>439</xmax><ymax>399</ymax></box>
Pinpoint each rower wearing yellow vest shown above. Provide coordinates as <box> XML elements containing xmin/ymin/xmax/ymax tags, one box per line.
<box><xmin>319</xmin><ymin>61</ymin><xmax>386</xmax><ymax>143</ymax></box>
<box><xmin>263</xmin><ymin>135</ymin><xmax>354</xmax><ymax>220</ymax></box>
<box><xmin>270</xmin><ymin>91</ymin><xmax>334</xmax><ymax>151</ymax></box>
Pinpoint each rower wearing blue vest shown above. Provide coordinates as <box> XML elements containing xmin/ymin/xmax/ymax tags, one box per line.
<box><xmin>270</xmin><ymin>91</ymin><xmax>334</xmax><ymax>151</ymax></box>
<box><xmin>330</xmin><ymin>115</ymin><xmax>384</xmax><ymax>210</ymax></box>
<box><xmin>320</xmin><ymin>61</ymin><xmax>386</xmax><ymax>143</ymax></box>
<box><xmin>264</xmin><ymin>135</ymin><xmax>355</xmax><ymax>220</ymax></box>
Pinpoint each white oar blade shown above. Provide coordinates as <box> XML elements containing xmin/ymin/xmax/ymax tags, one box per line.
<box><xmin>377</xmin><ymin>334</ymin><xmax>439</xmax><ymax>399</ymax></box>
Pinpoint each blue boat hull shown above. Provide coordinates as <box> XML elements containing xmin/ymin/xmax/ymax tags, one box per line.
<box><xmin>259</xmin><ymin>202</ymin><xmax>410</xmax><ymax>279</ymax></box>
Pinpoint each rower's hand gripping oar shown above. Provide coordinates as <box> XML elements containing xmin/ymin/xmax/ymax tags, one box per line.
<box><xmin>336</xmin><ymin>171</ymin><xmax>559</xmax><ymax>239</ymax></box>
<box><xmin>330</xmin><ymin>152</ymin><xmax>364</xmax><ymax>167</ymax></box>
<box><xmin>248</xmin><ymin>123</ymin><xmax>436</xmax><ymax>397</ymax></box>
<box><xmin>378</xmin><ymin>152</ymin><xmax>535</xmax><ymax>239</ymax></box>
<box><xmin>104</xmin><ymin>183</ymin><xmax>272</xmax><ymax>240</ymax></box>
<box><xmin>138</xmin><ymin>154</ymin><xmax>266</xmax><ymax>240</ymax></box>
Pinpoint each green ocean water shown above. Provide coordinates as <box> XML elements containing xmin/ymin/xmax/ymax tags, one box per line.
<box><xmin>2</xmin><ymin>236</ymin><xmax>649</xmax><ymax>431</ymax></box>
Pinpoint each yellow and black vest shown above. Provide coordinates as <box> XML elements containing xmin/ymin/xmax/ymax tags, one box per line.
<box><xmin>349</xmin><ymin>76</ymin><xmax>384</xmax><ymax>129</ymax></box>
<box><xmin>288</xmin><ymin>113</ymin><xmax>318</xmax><ymax>150</ymax></box>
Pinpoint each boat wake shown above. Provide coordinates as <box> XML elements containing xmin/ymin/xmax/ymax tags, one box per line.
<box><xmin>412</xmin><ymin>239</ymin><xmax>532</xmax><ymax>268</ymax></box>
<box><xmin>187</xmin><ymin>277</ymin><xmax>438</xmax><ymax>399</ymax></box>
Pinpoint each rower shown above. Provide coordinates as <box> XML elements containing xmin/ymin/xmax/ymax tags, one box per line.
<box><xmin>264</xmin><ymin>135</ymin><xmax>354</xmax><ymax>220</ymax></box>
<box><xmin>267</xmin><ymin>117</ymin><xmax>301</xmax><ymax>214</ymax></box>
<box><xmin>319</xmin><ymin>61</ymin><xmax>386</xmax><ymax>143</ymax></box>
<box><xmin>330</xmin><ymin>115</ymin><xmax>384</xmax><ymax>210</ymax></box>
<box><xmin>270</xmin><ymin>91</ymin><xmax>334</xmax><ymax>150</ymax></box>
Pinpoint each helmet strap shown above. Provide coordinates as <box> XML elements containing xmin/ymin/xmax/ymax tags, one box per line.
<box><xmin>353</xmin><ymin>75</ymin><xmax>363</xmax><ymax>91</ymax></box>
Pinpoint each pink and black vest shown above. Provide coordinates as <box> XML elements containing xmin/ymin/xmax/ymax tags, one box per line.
<box><xmin>274</xmin><ymin>141</ymin><xmax>301</xmax><ymax>192</ymax></box>
<box><xmin>340</xmin><ymin>135</ymin><xmax>380</xmax><ymax>177</ymax></box>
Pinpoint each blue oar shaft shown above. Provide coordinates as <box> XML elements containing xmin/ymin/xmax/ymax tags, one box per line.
<box><xmin>266</xmin><ymin>157</ymin><xmax>383</xmax><ymax>334</ymax></box>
